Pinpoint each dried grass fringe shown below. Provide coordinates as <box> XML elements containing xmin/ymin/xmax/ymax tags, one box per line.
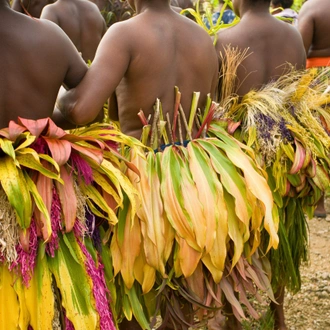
<box><xmin>0</xmin><ymin>189</ymin><xmax>19</xmax><ymax>265</ymax></box>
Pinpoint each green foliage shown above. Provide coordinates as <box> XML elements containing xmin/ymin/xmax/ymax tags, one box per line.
<box><xmin>292</xmin><ymin>0</ymin><xmax>305</xmax><ymax>12</ymax></box>
<box><xmin>181</xmin><ymin>0</ymin><xmax>239</xmax><ymax>41</ymax></box>
<box><xmin>242</xmin><ymin>309</ymin><xmax>275</xmax><ymax>330</ymax></box>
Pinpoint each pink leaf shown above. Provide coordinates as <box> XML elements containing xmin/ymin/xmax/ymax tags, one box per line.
<box><xmin>55</xmin><ymin>165</ymin><xmax>77</xmax><ymax>233</ymax></box>
<box><xmin>227</xmin><ymin>119</ymin><xmax>241</xmax><ymax>135</ymax></box>
<box><xmin>17</xmin><ymin>117</ymin><xmax>49</xmax><ymax>137</ymax></box>
<box><xmin>45</xmin><ymin>118</ymin><xmax>67</xmax><ymax>139</ymax></box>
<box><xmin>43</xmin><ymin>138</ymin><xmax>72</xmax><ymax>166</ymax></box>
<box><xmin>0</xmin><ymin>128</ymin><xmax>10</xmax><ymax>139</ymax></box>
<box><xmin>8</xmin><ymin>121</ymin><xmax>27</xmax><ymax>141</ymax></box>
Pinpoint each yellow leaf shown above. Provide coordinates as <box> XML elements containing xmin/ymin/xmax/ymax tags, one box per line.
<box><xmin>0</xmin><ymin>265</ymin><xmax>20</xmax><ymax>330</ymax></box>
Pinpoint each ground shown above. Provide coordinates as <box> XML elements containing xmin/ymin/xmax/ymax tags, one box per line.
<box><xmin>283</xmin><ymin>203</ymin><xmax>330</xmax><ymax>330</ymax></box>
<box><xmin>244</xmin><ymin>199</ymin><xmax>330</xmax><ymax>330</ymax></box>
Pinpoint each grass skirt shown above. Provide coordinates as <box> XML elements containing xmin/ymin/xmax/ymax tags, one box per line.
<box><xmin>0</xmin><ymin>118</ymin><xmax>141</xmax><ymax>330</ymax></box>
<box><xmin>216</xmin><ymin>49</ymin><xmax>330</xmax><ymax>295</ymax></box>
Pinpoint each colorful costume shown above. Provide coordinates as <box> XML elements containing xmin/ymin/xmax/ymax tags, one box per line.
<box><xmin>3</xmin><ymin>65</ymin><xmax>330</xmax><ymax>329</ymax></box>
<box><xmin>108</xmin><ymin>93</ymin><xmax>281</xmax><ymax>328</ymax></box>
<box><xmin>0</xmin><ymin>118</ymin><xmax>140</xmax><ymax>330</ymax></box>
<box><xmin>217</xmin><ymin>47</ymin><xmax>330</xmax><ymax>297</ymax></box>
<box><xmin>0</xmin><ymin>113</ymin><xmax>280</xmax><ymax>329</ymax></box>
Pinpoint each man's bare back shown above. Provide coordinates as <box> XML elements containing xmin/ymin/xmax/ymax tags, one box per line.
<box><xmin>11</xmin><ymin>0</ymin><xmax>55</xmax><ymax>17</ymax></box>
<box><xmin>215</xmin><ymin>1</ymin><xmax>305</xmax><ymax>96</ymax></box>
<box><xmin>298</xmin><ymin>0</ymin><xmax>330</xmax><ymax>58</ymax></box>
<box><xmin>40</xmin><ymin>0</ymin><xmax>107</xmax><ymax>62</ymax></box>
<box><xmin>0</xmin><ymin>1</ymin><xmax>87</xmax><ymax>129</ymax></box>
<box><xmin>58</xmin><ymin>2</ymin><xmax>219</xmax><ymax>139</ymax></box>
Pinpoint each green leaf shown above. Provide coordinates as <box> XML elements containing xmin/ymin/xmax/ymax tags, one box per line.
<box><xmin>197</xmin><ymin>139</ymin><xmax>250</xmax><ymax>227</ymax></box>
<box><xmin>125</xmin><ymin>284</ymin><xmax>151</xmax><ymax>330</ymax></box>
<box><xmin>0</xmin><ymin>156</ymin><xmax>32</xmax><ymax>229</ymax></box>
<box><xmin>0</xmin><ymin>139</ymin><xmax>16</xmax><ymax>159</ymax></box>
<box><xmin>17</xmin><ymin>153</ymin><xmax>62</xmax><ymax>181</ymax></box>
<box><xmin>80</xmin><ymin>182</ymin><xmax>119</xmax><ymax>225</ymax></box>
<box><xmin>47</xmin><ymin>232</ymin><xmax>99</xmax><ymax>329</ymax></box>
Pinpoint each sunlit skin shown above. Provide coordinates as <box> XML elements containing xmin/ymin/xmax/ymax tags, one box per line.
<box><xmin>298</xmin><ymin>0</ymin><xmax>330</xmax><ymax>58</ymax></box>
<box><xmin>215</xmin><ymin>0</ymin><xmax>306</xmax><ymax>329</ymax></box>
<box><xmin>0</xmin><ymin>0</ymin><xmax>87</xmax><ymax>129</ymax></box>
<box><xmin>215</xmin><ymin>0</ymin><xmax>306</xmax><ymax>97</ymax></box>
<box><xmin>11</xmin><ymin>0</ymin><xmax>55</xmax><ymax>17</ymax></box>
<box><xmin>58</xmin><ymin>0</ymin><xmax>219</xmax><ymax>141</ymax></box>
<box><xmin>40</xmin><ymin>0</ymin><xmax>107</xmax><ymax>62</ymax></box>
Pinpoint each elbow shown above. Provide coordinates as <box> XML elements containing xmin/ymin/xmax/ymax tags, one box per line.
<box><xmin>57</xmin><ymin>90</ymin><xmax>93</xmax><ymax>126</ymax></box>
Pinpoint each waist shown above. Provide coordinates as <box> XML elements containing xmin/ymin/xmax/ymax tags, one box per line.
<box><xmin>306</xmin><ymin>57</ymin><xmax>330</xmax><ymax>69</ymax></box>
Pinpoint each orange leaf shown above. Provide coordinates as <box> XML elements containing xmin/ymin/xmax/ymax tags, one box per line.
<box><xmin>8</xmin><ymin>121</ymin><xmax>27</xmax><ymax>141</ymax></box>
<box><xmin>43</xmin><ymin>137</ymin><xmax>72</xmax><ymax>166</ymax></box>
<box><xmin>55</xmin><ymin>165</ymin><xmax>77</xmax><ymax>233</ymax></box>
<box><xmin>0</xmin><ymin>127</ymin><xmax>10</xmax><ymax>138</ymax></box>
<box><xmin>64</xmin><ymin>134</ymin><xmax>105</xmax><ymax>149</ymax></box>
<box><xmin>45</xmin><ymin>119</ymin><xmax>67</xmax><ymax>139</ymax></box>
<box><xmin>71</xmin><ymin>144</ymin><xmax>103</xmax><ymax>165</ymax></box>
<box><xmin>19</xmin><ymin>228</ymin><xmax>30</xmax><ymax>253</ymax></box>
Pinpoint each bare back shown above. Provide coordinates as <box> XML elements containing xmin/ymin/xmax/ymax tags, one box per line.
<box><xmin>62</xmin><ymin>6</ymin><xmax>219</xmax><ymax>139</ymax></box>
<box><xmin>113</xmin><ymin>10</ymin><xmax>218</xmax><ymax>137</ymax></box>
<box><xmin>298</xmin><ymin>0</ymin><xmax>330</xmax><ymax>58</ymax></box>
<box><xmin>41</xmin><ymin>0</ymin><xmax>106</xmax><ymax>62</ymax></box>
<box><xmin>11</xmin><ymin>0</ymin><xmax>55</xmax><ymax>17</ymax></box>
<box><xmin>216</xmin><ymin>12</ymin><xmax>306</xmax><ymax>95</ymax></box>
<box><xmin>0</xmin><ymin>7</ymin><xmax>87</xmax><ymax>128</ymax></box>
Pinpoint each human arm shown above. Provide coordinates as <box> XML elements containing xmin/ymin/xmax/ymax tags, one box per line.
<box><xmin>57</xmin><ymin>22</ymin><xmax>131</xmax><ymax>126</ymax></box>
<box><xmin>298</xmin><ymin>2</ymin><xmax>314</xmax><ymax>55</ymax></box>
<box><xmin>39</xmin><ymin>21</ymin><xmax>88</xmax><ymax>127</ymax></box>
<box><xmin>42</xmin><ymin>20</ymin><xmax>88</xmax><ymax>89</ymax></box>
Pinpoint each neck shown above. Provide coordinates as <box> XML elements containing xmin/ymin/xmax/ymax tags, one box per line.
<box><xmin>134</xmin><ymin>0</ymin><xmax>171</xmax><ymax>14</ymax></box>
<box><xmin>239</xmin><ymin>2</ymin><xmax>272</xmax><ymax>19</ymax></box>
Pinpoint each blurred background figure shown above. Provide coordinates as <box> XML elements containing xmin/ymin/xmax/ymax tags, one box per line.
<box><xmin>213</xmin><ymin>0</ymin><xmax>235</xmax><ymax>24</ymax></box>
<box><xmin>88</xmin><ymin>0</ymin><xmax>108</xmax><ymax>11</ymax></box>
<box><xmin>298</xmin><ymin>0</ymin><xmax>330</xmax><ymax>67</ymax></box>
<box><xmin>90</xmin><ymin>0</ymin><xmax>134</xmax><ymax>27</ymax></box>
<box><xmin>271</xmin><ymin>0</ymin><xmax>298</xmax><ymax>26</ymax></box>
<box><xmin>41</xmin><ymin>0</ymin><xmax>107</xmax><ymax>63</ymax></box>
<box><xmin>203</xmin><ymin>0</ymin><xmax>236</xmax><ymax>30</ymax></box>
<box><xmin>298</xmin><ymin>0</ymin><xmax>330</xmax><ymax>218</ymax></box>
<box><xmin>11</xmin><ymin>0</ymin><xmax>56</xmax><ymax>17</ymax></box>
